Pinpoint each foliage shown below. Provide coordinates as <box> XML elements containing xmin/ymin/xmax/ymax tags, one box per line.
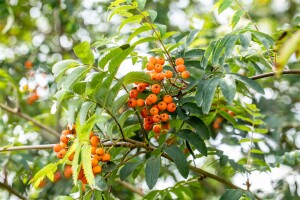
<box><xmin>0</xmin><ymin>0</ymin><xmax>300</xmax><ymax>200</ymax></box>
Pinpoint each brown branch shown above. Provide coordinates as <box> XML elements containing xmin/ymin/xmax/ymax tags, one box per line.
<box><xmin>250</xmin><ymin>69</ymin><xmax>300</xmax><ymax>80</ymax></box>
<box><xmin>0</xmin><ymin>104</ymin><xmax>60</xmax><ymax>138</ymax></box>
<box><xmin>1</xmin><ymin>139</ymin><xmax>260</xmax><ymax>198</ymax></box>
<box><xmin>116</xmin><ymin>180</ymin><xmax>144</xmax><ymax>196</ymax></box>
<box><xmin>0</xmin><ymin>182</ymin><xmax>27</xmax><ymax>200</ymax></box>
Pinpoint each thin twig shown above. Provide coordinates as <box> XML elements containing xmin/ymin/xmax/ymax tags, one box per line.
<box><xmin>0</xmin><ymin>104</ymin><xmax>60</xmax><ymax>138</ymax></box>
<box><xmin>0</xmin><ymin>182</ymin><xmax>27</xmax><ymax>200</ymax></box>
<box><xmin>250</xmin><ymin>69</ymin><xmax>300</xmax><ymax>80</ymax></box>
<box><xmin>116</xmin><ymin>180</ymin><xmax>144</xmax><ymax>196</ymax></box>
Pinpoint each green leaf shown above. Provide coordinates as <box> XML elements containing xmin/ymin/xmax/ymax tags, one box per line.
<box><xmin>118</xmin><ymin>110</ymin><xmax>134</xmax><ymax>127</ymax></box>
<box><xmin>95</xmin><ymin>176</ymin><xmax>108</xmax><ymax>191</ymax></box>
<box><xmin>78</xmin><ymin>102</ymin><xmax>94</xmax><ymax>125</ymax></box>
<box><xmin>29</xmin><ymin>163</ymin><xmax>57</xmax><ymax>187</ymax></box>
<box><xmin>73</xmin><ymin>41</ymin><xmax>94</xmax><ymax>65</ymax></box>
<box><xmin>119</xmin><ymin>15</ymin><xmax>145</xmax><ymax>32</ymax></box>
<box><xmin>120</xmin><ymin>162</ymin><xmax>142</xmax><ymax>181</ymax></box>
<box><xmin>185</xmin><ymin>116</ymin><xmax>210</xmax><ymax>140</ymax></box>
<box><xmin>200</xmin><ymin>40</ymin><xmax>216</xmax><ymax>69</ymax></box>
<box><xmin>224</xmin><ymin>35</ymin><xmax>238</xmax><ymax>57</ymax></box>
<box><xmin>220</xmin><ymin>189</ymin><xmax>244</xmax><ymax>200</ymax></box>
<box><xmin>229</xmin><ymin>73</ymin><xmax>265</xmax><ymax>94</ymax></box>
<box><xmin>147</xmin><ymin>10</ymin><xmax>157</xmax><ymax>22</ymax></box>
<box><xmin>52</xmin><ymin>60</ymin><xmax>80</xmax><ymax>79</ymax></box>
<box><xmin>81</xmin><ymin>144</ymin><xmax>95</xmax><ymax>187</ymax></box>
<box><xmin>77</xmin><ymin>115</ymin><xmax>99</xmax><ymax>141</ymax></box>
<box><xmin>195</xmin><ymin>79</ymin><xmax>208</xmax><ymax>107</ymax></box>
<box><xmin>145</xmin><ymin>156</ymin><xmax>161</xmax><ymax>189</ymax></box>
<box><xmin>219</xmin><ymin>75</ymin><xmax>236</xmax><ymax>104</ymax></box>
<box><xmin>202</xmin><ymin>77</ymin><xmax>221</xmax><ymax>114</ymax></box>
<box><xmin>254</xmin><ymin>128</ymin><xmax>268</xmax><ymax>134</ymax></box>
<box><xmin>235</xmin><ymin>125</ymin><xmax>252</xmax><ymax>132</ymax></box>
<box><xmin>155</xmin><ymin>23</ymin><xmax>167</xmax><ymax>37</ymax></box>
<box><xmin>231</xmin><ymin>10</ymin><xmax>244</xmax><ymax>28</ymax></box>
<box><xmin>251</xmin><ymin>30</ymin><xmax>274</xmax><ymax>50</ymax></box>
<box><xmin>184</xmin><ymin>49</ymin><xmax>205</xmax><ymax>58</ymax></box>
<box><xmin>106</xmin><ymin>78</ymin><xmax>125</xmax><ymax>109</ymax></box>
<box><xmin>185</xmin><ymin>29</ymin><xmax>201</xmax><ymax>49</ymax></box>
<box><xmin>98</xmin><ymin>47</ymin><xmax>122</xmax><ymax>69</ymax></box>
<box><xmin>55</xmin><ymin>196</ymin><xmax>74</xmax><ymax>200</ymax></box>
<box><xmin>73</xmin><ymin>82</ymin><xmax>86</xmax><ymax>95</ymax></box>
<box><xmin>218</xmin><ymin>109</ymin><xmax>236</xmax><ymax>125</ymax></box>
<box><xmin>132</xmin><ymin>37</ymin><xmax>158</xmax><ymax>46</ymax></box>
<box><xmin>250</xmin><ymin>149</ymin><xmax>264</xmax><ymax>154</ymax></box>
<box><xmin>219</xmin><ymin>155</ymin><xmax>228</xmax><ymax>166</ymax></box>
<box><xmin>212</xmin><ymin>35</ymin><xmax>230</xmax><ymax>66</ymax></box>
<box><xmin>61</xmin><ymin>66</ymin><xmax>89</xmax><ymax>89</ymax></box>
<box><xmin>218</xmin><ymin>0</ymin><xmax>234</xmax><ymax>14</ymax></box>
<box><xmin>245</xmin><ymin>191</ymin><xmax>256</xmax><ymax>200</ymax></box>
<box><xmin>164</xmin><ymin>145</ymin><xmax>189</xmax><ymax>178</ymax></box>
<box><xmin>239</xmin><ymin>31</ymin><xmax>251</xmax><ymax>49</ymax></box>
<box><xmin>137</xmin><ymin>0</ymin><xmax>146</xmax><ymax>10</ymax></box>
<box><xmin>127</xmin><ymin>25</ymin><xmax>152</xmax><ymax>43</ymax></box>
<box><xmin>109</xmin><ymin>5</ymin><xmax>136</xmax><ymax>21</ymax></box>
<box><xmin>108</xmin><ymin>46</ymin><xmax>135</xmax><ymax>74</ymax></box>
<box><xmin>122</xmin><ymin>71</ymin><xmax>153</xmax><ymax>85</ymax></box>
<box><xmin>112</xmin><ymin>94</ymin><xmax>129</xmax><ymax>113</ymax></box>
<box><xmin>72</xmin><ymin>143</ymin><xmax>82</xmax><ymax>185</ymax></box>
<box><xmin>177</xmin><ymin>129</ymin><xmax>207</xmax><ymax>156</ymax></box>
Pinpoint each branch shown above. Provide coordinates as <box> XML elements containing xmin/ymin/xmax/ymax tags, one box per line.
<box><xmin>250</xmin><ymin>69</ymin><xmax>300</xmax><ymax>80</ymax></box>
<box><xmin>0</xmin><ymin>182</ymin><xmax>26</xmax><ymax>200</ymax></box>
<box><xmin>0</xmin><ymin>104</ymin><xmax>60</xmax><ymax>138</ymax></box>
<box><xmin>116</xmin><ymin>180</ymin><xmax>144</xmax><ymax>196</ymax></box>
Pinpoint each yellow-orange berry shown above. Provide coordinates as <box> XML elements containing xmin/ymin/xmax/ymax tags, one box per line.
<box><xmin>163</xmin><ymin>95</ymin><xmax>173</xmax><ymax>104</ymax></box>
<box><xmin>167</xmin><ymin>103</ymin><xmax>176</xmax><ymax>112</ymax></box>
<box><xmin>160</xmin><ymin>113</ymin><xmax>169</xmax><ymax>122</ymax></box>
<box><xmin>181</xmin><ymin>71</ymin><xmax>190</xmax><ymax>79</ymax></box>
<box><xmin>53</xmin><ymin>144</ymin><xmax>62</xmax><ymax>153</ymax></box>
<box><xmin>96</xmin><ymin>148</ymin><xmax>105</xmax><ymax>156</ymax></box>
<box><xmin>154</xmin><ymin>64</ymin><xmax>163</xmax><ymax>73</ymax></box>
<box><xmin>149</xmin><ymin>107</ymin><xmax>159</xmax><ymax>116</ymax></box>
<box><xmin>158</xmin><ymin>101</ymin><xmax>167</xmax><ymax>111</ymax></box>
<box><xmin>127</xmin><ymin>98</ymin><xmax>137</xmax><ymax>108</ymax></box>
<box><xmin>157</xmin><ymin>57</ymin><xmax>165</xmax><ymax>65</ymax></box>
<box><xmin>153</xmin><ymin>125</ymin><xmax>161</xmax><ymax>133</ymax></box>
<box><xmin>146</xmin><ymin>62</ymin><xmax>154</xmax><ymax>70</ymax></box>
<box><xmin>102</xmin><ymin>153</ymin><xmax>111</xmax><ymax>162</ymax></box>
<box><xmin>175</xmin><ymin>57</ymin><xmax>184</xmax><ymax>66</ymax></box>
<box><xmin>129</xmin><ymin>89</ymin><xmax>138</xmax><ymax>98</ymax></box>
<box><xmin>92</xmin><ymin>165</ymin><xmax>102</xmax><ymax>174</ymax></box>
<box><xmin>151</xmin><ymin>84</ymin><xmax>161</xmax><ymax>94</ymax></box>
<box><xmin>149</xmin><ymin>57</ymin><xmax>157</xmax><ymax>65</ymax></box>
<box><xmin>90</xmin><ymin>136</ymin><xmax>100</xmax><ymax>146</ymax></box>
<box><xmin>152</xmin><ymin>114</ymin><xmax>161</xmax><ymax>123</ymax></box>
<box><xmin>164</xmin><ymin>70</ymin><xmax>173</xmax><ymax>79</ymax></box>
<box><xmin>176</xmin><ymin>64</ymin><xmax>186</xmax><ymax>73</ymax></box>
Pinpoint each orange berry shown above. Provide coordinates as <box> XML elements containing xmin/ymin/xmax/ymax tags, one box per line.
<box><xmin>146</xmin><ymin>98</ymin><xmax>153</xmax><ymax>106</ymax></box>
<box><xmin>156</xmin><ymin>73</ymin><xmax>165</xmax><ymax>81</ymax></box>
<box><xmin>147</xmin><ymin>94</ymin><xmax>158</xmax><ymax>104</ymax></box>
<box><xmin>228</xmin><ymin>110</ymin><xmax>235</xmax><ymax>117</ymax></box>
<box><xmin>90</xmin><ymin>132</ymin><xmax>94</xmax><ymax>139</ymax></box>
<box><xmin>151</xmin><ymin>84</ymin><xmax>161</xmax><ymax>94</ymax></box>
<box><xmin>57</xmin><ymin>149</ymin><xmax>66</xmax><ymax>159</ymax></box>
<box><xmin>144</xmin><ymin>116</ymin><xmax>154</xmax><ymax>124</ymax></box>
<box><xmin>54</xmin><ymin>171</ymin><xmax>61</xmax><ymax>183</ymax></box>
<box><xmin>157</xmin><ymin>101</ymin><xmax>167</xmax><ymax>111</ymax></box>
<box><xmin>136</xmin><ymin>99</ymin><xmax>145</xmax><ymax>107</ymax></box>
<box><xmin>25</xmin><ymin>60</ymin><xmax>33</xmax><ymax>69</ymax></box>
<box><xmin>163</xmin><ymin>95</ymin><xmax>173</xmax><ymax>104</ymax></box>
<box><xmin>167</xmin><ymin>103</ymin><xmax>176</xmax><ymax>112</ymax></box>
<box><xmin>64</xmin><ymin>165</ymin><xmax>72</xmax><ymax>179</ymax></box>
<box><xmin>90</xmin><ymin>136</ymin><xmax>100</xmax><ymax>146</ymax></box>
<box><xmin>151</xmin><ymin>72</ymin><xmax>158</xmax><ymax>81</ymax></box>
<box><xmin>149</xmin><ymin>56</ymin><xmax>157</xmax><ymax>64</ymax></box>
<box><xmin>38</xmin><ymin>180</ymin><xmax>46</xmax><ymax>188</ymax></box>
<box><xmin>141</xmin><ymin>107</ymin><xmax>148</xmax><ymax>118</ymax></box>
<box><xmin>62</xmin><ymin>129</ymin><xmax>72</xmax><ymax>135</ymax></box>
<box><xmin>164</xmin><ymin>70</ymin><xmax>173</xmax><ymax>79</ymax></box>
<box><xmin>129</xmin><ymin>89</ymin><xmax>138</xmax><ymax>98</ymax></box>
<box><xmin>152</xmin><ymin>114</ymin><xmax>161</xmax><ymax>123</ymax></box>
<box><xmin>141</xmin><ymin>82</ymin><xmax>150</xmax><ymax>87</ymax></box>
<box><xmin>137</xmin><ymin>83</ymin><xmax>146</xmax><ymax>92</ymax></box>
<box><xmin>102</xmin><ymin>153</ymin><xmax>111</xmax><ymax>162</ymax></box>
<box><xmin>91</xmin><ymin>158</ymin><xmax>99</xmax><ymax>167</ymax></box>
<box><xmin>153</xmin><ymin>125</ymin><xmax>161</xmax><ymax>133</ymax></box>
<box><xmin>127</xmin><ymin>98</ymin><xmax>137</xmax><ymax>108</ymax></box>
<box><xmin>175</xmin><ymin>57</ymin><xmax>184</xmax><ymax>66</ymax></box>
<box><xmin>94</xmin><ymin>154</ymin><xmax>102</xmax><ymax>161</ymax></box>
<box><xmin>181</xmin><ymin>71</ymin><xmax>190</xmax><ymax>79</ymax></box>
<box><xmin>60</xmin><ymin>142</ymin><xmax>67</xmax><ymax>149</ymax></box>
<box><xmin>157</xmin><ymin>57</ymin><xmax>165</xmax><ymax>65</ymax></box>
<box><xmin>96</xmin><ymin>148</ymin><xmax>105</xmax><ymax>156</ymax></box>
<box><xmin>60</xmin><ymin>135</ymin><xmax>69</xmax><ymax>144</ymax></box>
<box><xmin>146</xmin><ymin>62</ymin><xmax>154</xmax><ymax>70</ymax></box>
<box><xmin>149</xmin><ymin>107</ymin><xmax>159</xmax><ymax>116</ymax></box>
<box><xmin>143</xmin><ymin>122</ymin><xmax>153</xmax><ymax>131</ymax></box>
<box><xmin>53</xmin><ymin>144</ymin><xmax>62</xmax><ymax>153</ymax></box>
<box><xmin>92</xmin><ymin>165</ymin><xmax>102</xmax><ymax>174</ymax></box>
<box><xmin>160</xmin><ymin>113</ymin><xmax>169</xmax><ymax>122</ymax></box>
<box><xmin>68</xmin><ymin>152</ymin><xmax>75</xmax><ymax>161</ymax></box>
<box><xmin>176</xmin><ymin>64</ymin><xmax>186</xmax><ymax>73</ymax></box>
<box><xmin>91</xmin><ymin>146</ymin><xmax>96</xmax><ymax>154</ymax></box>
<box><xmin>154</xmin><ymin>64</ymin><xmax>163</xmax><ymax>73</ymax></box>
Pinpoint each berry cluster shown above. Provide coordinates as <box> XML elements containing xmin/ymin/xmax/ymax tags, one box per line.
<box><xmin>127</xmin><ymin>56</ymin><xmax>189</xmax><ymax>139</ymax></box>
<box><xmin>53</xmin><ymin>125</ymin><xmax>111</xmax><ymax>184</ymax></box>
